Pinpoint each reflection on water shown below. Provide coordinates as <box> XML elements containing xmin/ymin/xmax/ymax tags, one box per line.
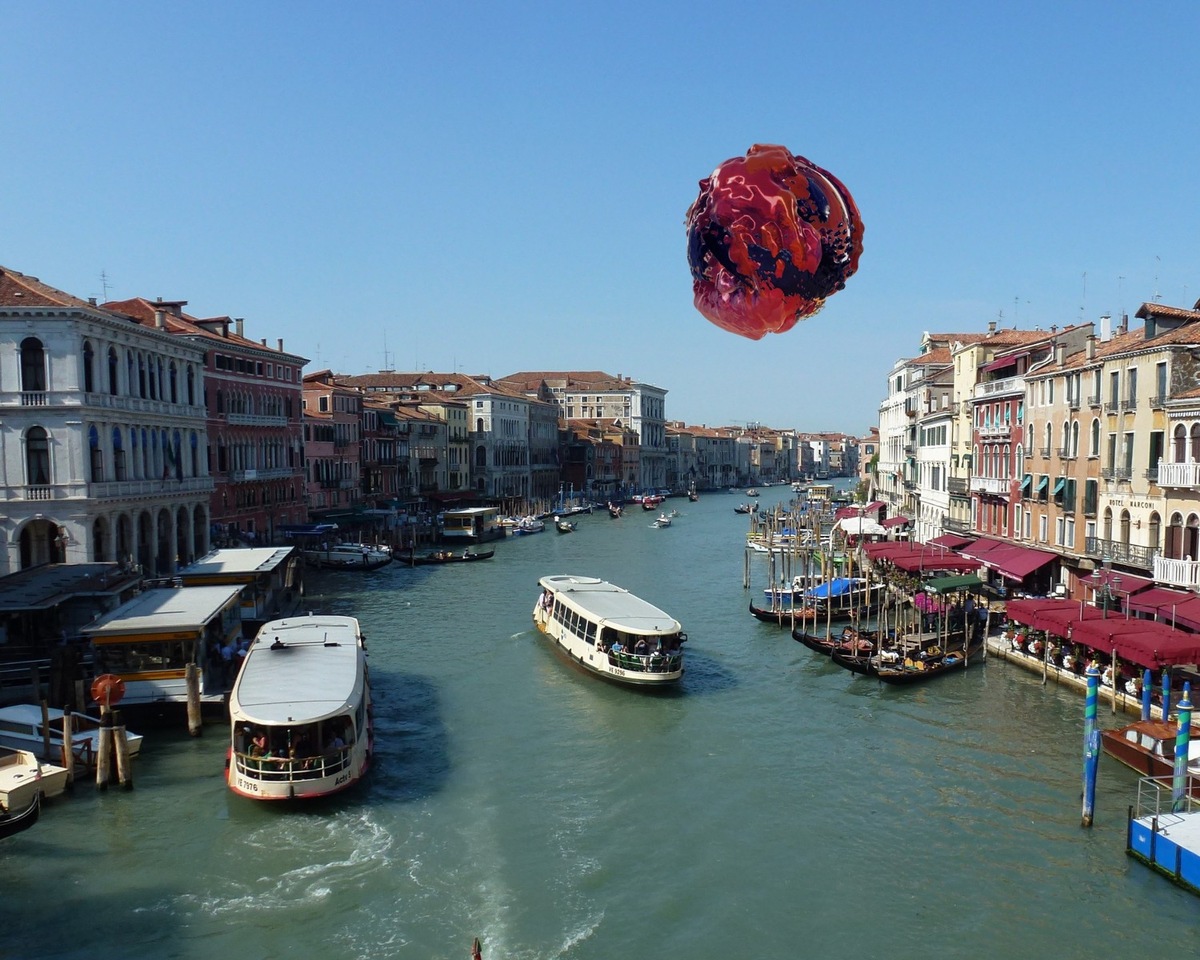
<box><xmin>4</xmin><ymin>484</ymin><xmax>1200</xmax><ymax>959</ymax></box>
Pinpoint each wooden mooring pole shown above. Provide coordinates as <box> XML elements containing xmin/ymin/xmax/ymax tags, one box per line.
<box><xmin>112</xmin><ymin>709</ymin><xmax>133</xmax><ymax>790</ymax></box>
<box><xmin>95</xmin><ymin>707</ymin><xmax>114</xmax><ymax>790</ymax></box>
<box><xmin>185</xmin><ymin>662</ymin><xmax>203</xmax><ymax>736</ymax></box>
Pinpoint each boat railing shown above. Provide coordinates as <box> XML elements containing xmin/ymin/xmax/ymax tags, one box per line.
<box><xmin>607</xmin><ymin>650</ymin><xmax>683</xmax><ymax>673</ymax></box>
<box><xmin>233</xmin><ymin>747</ymin><xmax>353</xmax><ymax>782</ymax></box>
<box><xmin>1132</xmin><ymin>773</ymin><xmax>1200</xmax><ymax>821</ymax></box>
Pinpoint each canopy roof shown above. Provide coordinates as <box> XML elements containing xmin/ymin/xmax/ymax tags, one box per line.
<box><xmin>923</xmin><ymin>573</ymin><xmax>986</xmax><ymax>594</ymax></box>
<box><xmin>982</xmin><ymin>544</ymin><xmax>1058</xmax><ymax>582</ymax></box>
<box><xmin>928</xmin><ymin>534</ymin><xmax>976</xmax><ymax>550</ymax></box>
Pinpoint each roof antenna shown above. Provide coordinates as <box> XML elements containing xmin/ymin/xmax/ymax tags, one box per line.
<box><xmin>1154</xmin><ymin>256</ymin><xmax>1162</xmax><ymax>302</ymax></box>
<box><xmin>99</xmin><ymin>269</ymin><xmax>111</xmax><ymax>301</ymax></box>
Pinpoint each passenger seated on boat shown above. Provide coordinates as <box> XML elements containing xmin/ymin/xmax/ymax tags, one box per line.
<box><xmin>880</xmin><ymin>649</ymin><xmax>900</xmax><ymax>663</ymax></box>
<box><xmin>610</xmin><ymin>640</ymin><xmax>625</xmax><ymax>654</ymax></box>
<box><xmin>634</xmin><ymin>638</ymin><xmax>648</xmax><ymax>654</ymax></box>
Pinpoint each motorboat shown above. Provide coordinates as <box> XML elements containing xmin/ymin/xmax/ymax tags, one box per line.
<box><xmin>510</xmin><ymin>517</ymin><xmax>546</xmax><ymax>536</ymax></box>
<box><xmin>0</xmin><ymin>746</ymin><xmax>68</xmax><ymax>811</ymax></box>
<box><xmin>0</xmin><ymin>704</ymin><xmax>143</xmax><ymax>770</ymax></box>
<box><xmin>653</xmin><ymin>514</ymin><xmax>672</xmax><ymax>528</ymax></box>
<box><xmin>302</xmin><ymin>542</ymin><xmax>392</xmax><ymax>570</ymax></box>
<box><xmin>533</xmin><ymin>575</ymin><xmax>685</xmax><ymax>686</ymax></box>
<box><xmin>396</xmin><ymin>549</ymin><xmax>495</xmax><ymax>565</ymax></box>
<box><xmin>1101</xmin><ymin>720</ymin><xmax>1200</xmax><ymax>786</ymax></box>
<box><xmin>227</xmin><ymin>614</ymin><xmax>372</xmax><ymax>801</ymax></box>
<box><xmin>555</xmin><ymin>518</ymin><xmax>577</xmax><ymax>534</ymax></box>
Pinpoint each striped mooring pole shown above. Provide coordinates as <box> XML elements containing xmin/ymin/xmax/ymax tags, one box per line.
<box><xmin>1171</xmin><ymin>684</ymin><xmax>1193</xmax><ymax>812</ymax></box>
<box><xmin>1082</xmin><ymin>665</ymin><xmax>1101</xmax><ymax>828</ymax></box>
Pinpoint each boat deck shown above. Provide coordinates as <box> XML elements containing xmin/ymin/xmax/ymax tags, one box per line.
<box><xmin>1129</xmin><ymin>776</ymin><xmax>1200</xmax><ymax>894</ymax></box>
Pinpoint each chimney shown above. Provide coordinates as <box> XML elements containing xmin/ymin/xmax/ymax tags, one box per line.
<box><xmin>987</xmin><ymin>320</ymin><xmax>997</xmax><ymax>335</ymax></box>
<box><xmin>1118</xmin><ymin>313</ymin><xmax>1129</xmax><ymax>336</ymax></box>
<box><xmin>154</xmin><ymin>309</ymin><xmax>165</xmax><ymax>329</ymax></box>
<box><xmin>1055</xmin><ymin>342</ymin><xmax>1065</xmax><ymax>366</ymax></box>
<box><xmin>235</xmin><ymin>318</ymin><xmax>244</xmax><ymax>338</ymax></box>
<box><xmin>1086</xmin><ymin>335</ymin><xmax>1097</xmax><ymax>360</ymax></box>
<box><xmin>260</xmin><ymin>338</ymin><xmax>267</xmax><ymax>346</ymax></box>
<box><xmin>1100</xmin><ymin>315</ymin><xmax>1111</xmax><ymax>341</ymax></box>
<box><xmin>277</xmin><ymin>338</ymin><xmax>284</xmax><ymax>352</ymax></box>
<box><xmin>88</xmin><ymin>297</ymin><xmax>96</xmax><ymax>305</ymax></box>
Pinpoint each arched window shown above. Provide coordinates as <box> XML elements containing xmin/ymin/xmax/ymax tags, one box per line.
<box><xmin>169</xmin><ymin>362</ymin><xmax>178</xmax><ymax>404</ymax></box>
<box><xmin>1119</xmin><ymin>509</ymin><xmax>1131</xmax><ymax>545</ymax></box>
<box><xmin>112</xmin><ymin>427</ymin><xmax>126</xmax><ymax>481</ymax></box>
<box><xmin>26</xmin><ymin>426</ymin><xmax>50</xmax><ymax>486</ymax></box>
<box><xmin>108</xmin><ymin>347</ymin><xmax>119</xmax><ymax>395</ymax></box>
<box><xmin>1043</xmin><ymin>422</ymin><xmax>1052</xmax><ymax>454</ymax></box>
<box><xmin>1003</xmin><ymin>443</ymin><xmax>1011</xmax><ymax>478</ymax></box>
<box><xmin>190</xmin><ymin>431</ymin><xmax>199</xmax><ymax>477</ymax></box>
<box><xmin>130</xmin><ymin>428</ymin><xmax>139</xmax><ymax>479</ymax></box>
<box><xmin>1070</xmin><ymin>421</ymin><xmax>1080</xmax><ymax>458</ymax></box>
<box><xmin>1167</xmin><ymin>513</ymin><xmax>1185</xmax><ymax>560</ymax></box>
<box><xmin>1061</xmin><ymin>420</ymin><xmax>1070</xmax><ymax>454</ymax></box>
<box><xmin>83</xmin><ymin>341</ymin><xmax>95</xmax><ymax>393</ymax></box>
<box><xmin>1148</xmin><ymin>512</ymin><xmax>1162</xmax><ymax>555</ymax></box>
<box><xmin>186</xmin><ymin>366</ymin><xmax>195</xmax><ymax>406</ymax></box>
<box><xmin>1015</xmin><ymin>444</ymin><xmax>1024</xmax><ymax>479</ymax></box>
<box><xmin>1176</xmin><ymin>424</ymin><xmax>1189</xmax><ymax>462</ymax></box>
<box><xmin>1188</xmin><ymin>514</ymin><xmax>1200</xmax><ymax>562</ymax></box>
<box><xmin>88</xmin><ymin>425</ymin><xmax>103</xmax><ymax>482</ymax></box>
<box><xmin>1192</xmin><ymin>424</ymin><xmax>1200</xmax><ymax>463</ymax></box>
<box><xmin>1091</xmin><ymin>419</ymin><xmax>1101</xmax><ymax>457</ymax></box>
<box><xmin>1103</xmin><ymin>506</ymin><xmax>1113</xmax><ymax>542</ymax></box>
<box><xmin>126</xmin><ymin>352</ymin><xmax>135</xmax><ymax>397</ymax></box>
<box><xmin>19</xmin><ymin>337</ymin><xmax>46</xmax><ymax>392</ymax></box>
<box><xmin>137</xmin><ymin>355</ymin><xmax>147</xmax><ymax>398</ymax></box>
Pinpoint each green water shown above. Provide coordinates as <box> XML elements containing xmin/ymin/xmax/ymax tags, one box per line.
<box><xmin>3</xmin><ymin>486</ymin><xmax>1196</xmax><ymax>959</ymax></box>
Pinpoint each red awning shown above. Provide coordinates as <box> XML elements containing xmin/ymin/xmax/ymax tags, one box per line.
<box><xmin>928</xmin><ymin>534</ymin><xmax>975</xmax><ymax>550</ymax></box>
<box><xmin>981</xmin><ymin>351</ymin><xmax>1029</xmax><ymax>373</ymax></box>
<box><xmin>1087</xmin><ymin>569</ymin><xmax>1154</xmax><ymax>596</ymax></box>
<box><xmin>880</xmin><ymin>516</ymin><xmax>910</xmax><ymax>528</ymax></box>
<box><xmin>1069</xmin><ymin>618</ymin><xmax>1200</xmax><ymax>668</ymax></box>
<box><xmin>889</xmin><ymin>554</ymin><xmax>982</xmax><ymax>574</ymax></box>
<box><xmin>1127</xmin><ymin>586</ymin><xmax>1194</xmax><ymax>618</ymax></box>
<box><xmin>1003</xmin><ymin>598</ymin><xmax>1106</xmax><ymax>636</ymax></box>
<box><xmin>987</xmin><ymin>544</ymin><xmax>1057</xmax><ymax>582</ymax></box>
<box><xmin>960</xmin><ymin>537</ymin><xmax>1012</xmax><ymax>560</ymax></box>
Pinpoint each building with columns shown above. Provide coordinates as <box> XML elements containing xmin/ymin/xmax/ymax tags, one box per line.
<box><xmin>0</xmin><ymin>267</ymin><xmax>213</xmax><ymax>575</ymax></box>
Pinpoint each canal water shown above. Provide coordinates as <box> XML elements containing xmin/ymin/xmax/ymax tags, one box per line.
<box><xmin>5</xmin><ymin>486</ymin><xmax>1198</xmax><ymax>960</ymax></box>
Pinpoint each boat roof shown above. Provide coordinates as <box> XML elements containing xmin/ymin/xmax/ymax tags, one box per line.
<box><xmin>80</xmin><ymin>585</ymin><xmax>242</xmax><ymax>638</ymax></box>
<box><xmin>0</xmin><ymin>704</ymin><xmax>68</xmax><ymax>724</ymax></box>
<box><xmin>229</xmin><ymin>615</ymin><xmax>365</xmax><ymax>725</ymax></box>
<box><xmin>538</xmin><ymin>575</ymin><xmax>681</xmax><ymax>634</ymax></box>
<box><xmin>181</xmin><ymin>547</ymin><xmax>296</xmax><ymax>579</ymax></box>
<box><xmin>0</xmin><ymin>562</ymin><xmax>141</xmax><ymax>613</ymax></box>
<box><xmin>444</xmin><ymin>506</ymin><xmax>499</xmax><ymax>516</ymax></box>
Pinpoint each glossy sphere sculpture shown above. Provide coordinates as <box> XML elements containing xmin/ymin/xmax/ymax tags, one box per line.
<box><xmin>686</xmin><ymin>144</ymin><xmax>863</xmax><ymax>340</ymax></box>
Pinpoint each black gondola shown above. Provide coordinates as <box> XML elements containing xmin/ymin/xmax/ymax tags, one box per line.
<box><xmin>0</xmin><ymin>795</ymin><xmax>40</xmax><ymax>840</ymax></box>
<box><xmin>397</xmin><ymin>549</ymin><xmax>495</xmax><ymax>566</ymax></box>
<box><xmin>830</xmin><ymin>647</ymin><xmax>879</xmax><ymax>676</ymax></box>
<box><xmin>875</xmin><ymin>638</ymin><xmax>983</xmax><ymax>685</ymax></box>
<box><xmin>748</xmin><ymin>599</ymin><xmax>810</xmax><ymax>627</ymax></box>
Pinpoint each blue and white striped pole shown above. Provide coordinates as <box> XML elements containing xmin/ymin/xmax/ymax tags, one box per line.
<box><xmin>1082</xmin><ymin>665</ymin><xmax>1101</xmax><ymax>828</ymax></box>
<box><xmin>1163</xmin><ymin>670</ymin><xmax>1173</xmax><ymax>719</ymax></box>
<box><xmin>1171</xmin><ymin>684</ymin><xmax>1193</xmax><ymax>812</ymax></box>
<box><xmin>1142</xmin><ymin>667</ymin><xmax>1153</xmax><ymax>722</ymax></box>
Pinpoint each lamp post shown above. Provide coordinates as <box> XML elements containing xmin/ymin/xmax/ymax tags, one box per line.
<box><xmin>1090</xmin><ymin>558</ymin><xmax>1123</xmax><ymax>617</ymax></box>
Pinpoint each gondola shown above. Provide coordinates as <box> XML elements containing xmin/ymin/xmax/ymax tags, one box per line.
<box><xmin>830</xmin><ymin>647</ymin><xmax>879</xmax><ymax>676</ymax></box>
<box><xmin>0</xmin><ymin>794</ymin><xmax>40</xmax><ymax>840</ymax></box>
<box><xmin>791</xmin><ymin>625</ymin><xmax>840</xmax><ymax>655</ymax></box>
<box><xmin>555</xmin><ymin>519</ymin><xmax>577</xmax><ymax>533</ymax></box>
<box><xmin>748</xmin><ymin>599</ymin><xmax>808</xmax><ymax>627</ymax></box>
<box><xmin>397</xmin><ymin>549</ymin><xmax>495</xmax><ymax>565</ymax></box>
<box><xmin>875</xmin><ymin>637</ymin><xmax>983</xmax><ymax>685</ymax></box>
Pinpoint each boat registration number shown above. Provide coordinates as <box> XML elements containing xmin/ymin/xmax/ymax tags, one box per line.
<box><xmin>236</xmin><ymin>777</ymin><xmax>260</xmax><ymax>792</ymax></box>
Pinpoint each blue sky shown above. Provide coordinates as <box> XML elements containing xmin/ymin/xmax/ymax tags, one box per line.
<box><xmin>4</xmin><ymin>2</ymin><xmax>1198</xmax><ymax>434</ymax></box>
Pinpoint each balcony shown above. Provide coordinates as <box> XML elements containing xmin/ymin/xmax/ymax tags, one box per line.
<box><xmin>973</xmin><ymin>376</ymin><xmax>1024</xmax><ymax>399</ymax></box>
<box><xmin>90</xmin><ymin>476</ymin><xmax>214</xmax><ymax>499</ymax></box>
<box><xmin>1088</xmin><ymin>394</ymin><xmax>1101</xmax><ymax>407</ymax></box>
<box><xmin>1100</xmin><ymin>467</ymin><xmax>1114</xmax><ymax>480</ymax></box>
<box><xmin>1056</xmin><ymin>446</ymin><xmax>1071</xmax><ymax>460</ymax></box>
<box><xmin>972</xmin><ymin>476</ymin><xmax>1009</xmax><ymax>496</ymax></box>
<box><xmin>1121</xmin><ymin>398</ymin><xmax>1138</xmax><ymax>412</ymax></box>
<box><xmin>1068</xmin><ymin>396</ymin><xmax>1081</xmax><ymax>411</ymax></box>
<box><xmin>1105</xmin><ymin>400</ymin><xmax>1119</xmax><ymax>413</ymax></box>
<box><xmin>1085</xmin><ymin>537</ymin><xmax>1154</xmax><ymax>571</ymax></box>
<box><xmin>1038</xmin><ymin>447</ymin><xmax>1051</xmax><ymax>459</ymax></box>
<box><xmin>226</xmin><ymin>412</ymin><xmax>288</xmax><ymax>427</ymax></box>
<box><xmin>1158</xmin><ymin>461</ymin><xmax>1200</xmax><ymax>488</ymax></box>
<box><xmin>980</xmin><ymin>423</ymin><xmax>1012</xmax><ymax>440</ymax></box>
<box><xmin>1150</xmin><ymin>395</ymin><xmax>1166</xmax><ymax>410</ymax></box>
<box><xmin>1154</xmin><ymin>555</ymin><xmax>1200</xmax><ymax>590</ymax></box>
<box><xmin>230</xmin><ymin>467</ymin><xmax>294</xmax><ymax>482</ymax></box>
<box><xmin>1114</xmin><ymin>466</ymin><xmax>1132</xmax><ymax>481</ymax></box>
<box><xmin>947</xmin><ymin>477</ymin><xmax>969</xmax><ymax>495</ymax></box>
<box><xmin>943</xmin><ymin>516</ymin><xmax>972</xmax><ymax>533</ymax></box>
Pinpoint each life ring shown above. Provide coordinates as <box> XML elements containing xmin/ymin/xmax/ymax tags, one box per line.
<box><xmin>90</xmin><ymin>674</ymin><xmax>126</xmax><ymax>706</ymax></box>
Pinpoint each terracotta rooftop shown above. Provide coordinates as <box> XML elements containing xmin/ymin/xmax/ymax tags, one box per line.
<box><xmin>104</xmin><ymin>296</ymin><xmax>306</xmax><ymax>361</ymax></box>
<box><xmin>0</xmin><ymin>266</ymin><xmax>99</xmax><ymax>309</ymax></box>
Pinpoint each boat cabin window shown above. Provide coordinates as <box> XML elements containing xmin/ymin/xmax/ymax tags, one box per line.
<box><xmin>93</xmin><ymin>638</ymin><xmax>197</xmax><ymax>675</ymax></box>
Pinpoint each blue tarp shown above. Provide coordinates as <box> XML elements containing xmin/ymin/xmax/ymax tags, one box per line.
<box><xmin>278</xmin><ymin>523</ymin><xmax>340</xmax><ymax>537</ymax></box>
<box><xmin>805</xmin><ymin>577</ymin><xmax>865</xmax><ymax>600</ymax></box>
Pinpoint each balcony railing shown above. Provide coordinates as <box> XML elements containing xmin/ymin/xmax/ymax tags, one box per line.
<box><xmin>1121</xmin><ymin>398</ymin><xmax>1138</xmax><ymax>411</ymax></box>
<box><xmin>1105</xmin><ymin>401</ymin><xmax>1119</xmax><ymax>413</ymax></box>
<box><xmin>1068</xmin><ymin>397</ymin><xmax>1081</xmax><ymax>411</ymax></box>
<box><xmin>973</xmin><ymin>376</ymin><xmax>1024</xmax><ymax>399</ymax></box>
<box><xmin>1038</xmin><ymin>447</ymin><xmax>1051</xmax><ymax>459</ymax></box>
<box><xmin>230</xmin><ymin>467</ymin><xmax>294</xmax><ymax>482</ymax></box>
<box><xmin>943</xmin><ymin>516</ymin><xmax>972</xmax><ymax>533</ymax></box>
<box><xmin>226</xmin><ymin>413</ymin><xmax>288</xmax><ymax>427</ymax></box>
<box><xmin>1154</xmin><ymin>555</ymin><xmax>1200</xmax><ymax>590</ymax></box>
<box><xmin>980</xmin><ymin>423</ymin><xmax>1012</xmax><ymax>439</ymax></box>
<box><xmin>1150</xmin><ymin>395</ymin><xmax>1166</xmax><ymax>410</ymax></box>
<box><xmin>1085</xmin><ymin>537</ymin><xmax>1154</xmax><ymax>571</ymax></box>
<box><xmin>1115</xmin><ymin>466</ymin><xmax>1132</xmax><ymax>481</ymax></box>
<box><xmin>1100</xmin><ymin>467</ymin><xmax>1114</xmax><ymax>480</ymax></box>
<box><xmin>90</xmin><ymin>476</ymin><xmax>214</xmax><ymax>499</ymax></box>
<box><xmin>947</xmin><ymin>477</ymin><xmax>969</xmax><ymax>495</ymax></box>
<box><xmin>972</xmin><ymin>476</ymin><xmax>1009</xmax><ymax>496</ymax></box>
<box><xmin>1158</xmin><ymin>461</ymin><xmax>1200</xmax><ymax>488</ymax></box>
<box><xmin>1088</xmin><ymin>394</ymin><xmax>1101</xmax><ymax>407</ymax></box>
<box><xmin>1056</xmin><ymin>446</ymin><xmax>1071</xmax><ymax>459</ymax></box>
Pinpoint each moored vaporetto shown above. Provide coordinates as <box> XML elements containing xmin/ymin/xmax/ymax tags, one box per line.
<box><xmin>226</xmin><ymin>614</ymin><xmax>372</xmax><ymax>800</ymax></box>
<box><xmin>533</xmin><ymin>575</ymin><xmax>686</xmax><ymax>686</ymax></box>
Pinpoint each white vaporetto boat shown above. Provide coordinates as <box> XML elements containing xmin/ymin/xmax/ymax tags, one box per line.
<box><xmin>533</xmin><ymin>575</ymin><xmax>685</xmax><ymax>687</ymax></box>
<box><xmin>302</xmin><ymin>542</ymin><xmax>392</xmax><ymax>570</ymax></box>
<box><xmin>0</xmin><ymin>705</ymin><xmax>143</xmax><ymax>770</ymax></box>
<box><xmin>226</xmin><ymin>614</ymin><xmax>372</xmax><ymax>801</ymax></box>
